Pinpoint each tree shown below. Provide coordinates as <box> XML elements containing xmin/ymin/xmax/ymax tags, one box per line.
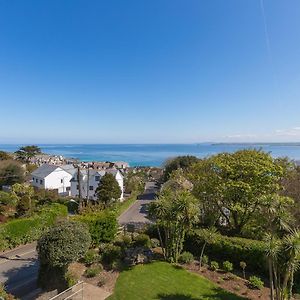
<box><xmin>11</xmin><ymin>183</ymin><xmax>34</xmax><ymax>216</ymax></box>
<box><xmin>189</xmin><ymin>149</ymin><xmax>284</xmax><ymax>234</ymax></box>
<box><xmin>0</xmin><ymin>151</ymin><xmax>12</xmax><ymax>161</ymax></box>
<box><xmin>0</xmin><ymin>160</ymin><xmax>25</xmax><ymax>187</ymax></box>
<box><xmin>163</xmin><ymin>155</ymin><xmax>199</xmax><ymax>182</ymax></box>
<box><xmin>95</xmin><ymin>173</ymin><xmax>121</xmax><ymax>207</ymax></box>
<box><xmin>0</xmin><ymin>191</ymin><xmax>18</xmax><ymax>219</ymax></box>
<box><xmin>124</xmin><ymin>170</ymin><xmax>147</xmax><ymax>194</ymax></box>
<box><xmin>148</xmin><ymin>189</ymin><xmax>199</xmax><ymax>263</ymax></box>
<box><xmin>37</xmin><ymin>220</ymin><xmax>91</xmax><ymax>289</ymax></box>
<box><xmin>15</xmin><ymin>145</ymin><xmax>41</xmax><ymax>162</ymax></box>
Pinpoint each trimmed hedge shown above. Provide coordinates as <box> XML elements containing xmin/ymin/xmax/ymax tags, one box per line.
<box><xmin>184</xmin><ymin>229</ymin><xmax>267</xmax><ymax>274</ymax></box>
<box><xmin>73</xmin><ymin>211</ymin><xmax>117</xmax><ymax>246</ymax></box>
<box><xmin>0</xmin><ymin>203</ymin><xmax>68</xmax><ymax>251</ymax></box>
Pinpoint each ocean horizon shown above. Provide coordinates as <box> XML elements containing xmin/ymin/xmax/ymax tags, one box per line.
<box><xmin>1</xmin><ymin>143</ymin><xmax>300</xmax><ymax>167</ymax></box>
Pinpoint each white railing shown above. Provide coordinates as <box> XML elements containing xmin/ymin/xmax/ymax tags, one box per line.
<box><xmin>48</xmin><ymin>281</ymin><xmax>84</xmax><ymax>300</ymax></box>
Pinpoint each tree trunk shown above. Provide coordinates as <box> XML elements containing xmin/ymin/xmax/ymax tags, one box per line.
<box><xmin>199</xmin><ymin>241</ymin><xmax>207</xmax><ymax>271</ymax></box>
<box><xmin>268</xmin><ymin>258</ymin><xmax>275</xmax><ymax>300</ymax></box>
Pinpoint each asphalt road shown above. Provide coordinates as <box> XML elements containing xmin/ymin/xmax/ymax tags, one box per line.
<box><xmin>0</xmin><ymin>243</ymin><xmax>40</xmax><ymax>300</ymax></box>
<box><xmin>118</xmin><ymin>181</ymin><xmax>158</xmax><ymax>225</ymax></box>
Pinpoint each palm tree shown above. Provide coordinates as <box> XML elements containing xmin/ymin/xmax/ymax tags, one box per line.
<box><xmin>198</xmin><ymin>227</ymin><xmax>217</xmax><ymax>270</ymax></box>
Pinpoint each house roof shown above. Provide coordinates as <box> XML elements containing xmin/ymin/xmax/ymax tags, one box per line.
<box><xmin>60</xmin><ymin>164</ymin><xmax>77</xmax><ymax>176</ymax></box>
<box><xmin>31</xmin><ymin>164</ymin><xmax>59</xmax><ymax>178</ymax></box>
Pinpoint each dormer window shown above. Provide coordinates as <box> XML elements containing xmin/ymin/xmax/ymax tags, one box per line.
<box><xmin>95</xmin><ymin>176</ymin><xmax>100</xmax><ymax>181</ymax></box>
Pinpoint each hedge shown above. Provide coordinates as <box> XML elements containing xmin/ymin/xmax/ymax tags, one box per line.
<box><xmin>0</xmin><ymin>203</ymin><xmax>68</xmax><ymax>251</ymax></box>
<box><xmin>73</xmin><ymin>211</ymin><xmax>117</xmax><ymax>246</ymax></box>
<box><xmin>184</xmin><ymin>229</ymin><xmax>267</xmax><ymax>274</ymax></box>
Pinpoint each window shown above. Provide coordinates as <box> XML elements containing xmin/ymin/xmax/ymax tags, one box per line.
<box><xmin>89</xmin><ymin>186</ymin><xmax>94</xmax><ymax>190</ymax></box>
<box><xmin>76</xmin><ymin>185</ymin><xmax>79</xmax><ymax>190</ymax></box>
<box><xmin>32</xmin><ymin>177</ymin><xmax>35</xmax><ymax>181</ymax></box>
<box><xmin>66</xmin><ymin>187</ymin><xmax>71</xmax><ymax>191</ymax></box>
<box><xmin>36</xmin><ymin>179</ymin><xmax>38</xmax><ymax>183</ymax></box>
<box><xmin>40</xmin><ymin>180</ymin><xmax>43</xmax><ymax>184</ymax></box>
<box><xmin>95</xmin><ymin>176</ymin><xmax>100</xmax><ymax>181</ymax></box>
<box><xmin>61</xmin><ymin>179</ymin><xmax>63</xmax><ymax>183</ymax></box>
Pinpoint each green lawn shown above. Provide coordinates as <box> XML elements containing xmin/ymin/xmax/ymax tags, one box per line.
<box><xmin>108</xmin><ymin>262</ymin><xmax>245</xmax><ymax>300</ymax></box>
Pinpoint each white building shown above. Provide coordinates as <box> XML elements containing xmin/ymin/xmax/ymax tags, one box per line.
<box><xmin>31</xmin><ymin>164</ymin><xmax>76</xmax><ymax>195</ymax></box>
<box><xmin>70</xmin><ymin>169</ymin><xmax>124</xmax><ymax>201</ymax></box>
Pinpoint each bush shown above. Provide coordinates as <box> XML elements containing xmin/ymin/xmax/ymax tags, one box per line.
<box><xmin>98</xmin><ymin>276</ymin><xmax>107</xmax><ymax>287</ymax></box>
<box><xmin>37</xmin><ymin>220</ymin><xmax>91</xmax><ymax>268</ymax></box>
<box><xmin>85</xmin><ymin>265</ymin><xmax>102</xmax><ymax>278</ymax></box>
<box><xmin>64</xmin><ymin>270</ymin><xmax>78</xmax><ymax>287</ymax></box>
<box><xmin>0</xmin><ymin>203</ymin><xmax>68</xmax><ymax>251</ymax></box>
<box><xmin>101</xmin><ymin>244</ymin><xmax>122</xmax><ymax>265</ymax></box>
<box><xmin>179</xmin><ymin>251</ymin><xmax>194</xmax><ymax>264</ymax></box>
<box><xmin>74</xmin><ymin>211</ymin><xmax>117</xmax><ymax>246</ymax></box>
<box><xmin>222</xmin><ymin>261</ymin><xmax>233</xmax><ymax>272</ymax></box>
<box><xmin>249</xmin><ymin>276</ymin><xmax>264</xmax><ymax>290</ymax></box>
<box><xmin>210</xmin><ymin>261</ymin><xmax>219</xmax><ymax>271</ymax></box>
<box><xmin>0</xmin><ymin>283</ymin><xmax>15</xmax><ymax>300</ymax></box>
<box><xmin>184</xmin><ymin>229</ymin><xmax>266</xmax><ymax>274</ymax></box>
<box><xmin>83</xmin><ymin>249</ymin><xmax>99</xmax><ymax>266</ymax></box>
<box><xmin>202</xmin><ymin>255</ymin><xmax>209</xmax><ymax>265</ymax></box>
<box><xmin>114</xmin><ymin>234</ymin><xmax>132</xmax><ymax>249</ymax></box>
<box><xmin>133</xmin><ymin>233</ymin><xmax>151</xmax><ymax>248</ymax></box>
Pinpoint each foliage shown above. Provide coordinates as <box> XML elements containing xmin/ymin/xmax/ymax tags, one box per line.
<box><xmin>12</xmin><ymin>183</ymin><xmax>35</xmax><ymax>216</ymax></box>
<box><xmin>150</xmin><ymin>238</ymin><xmax>160</xmax><ymax>248</ymax></box>
<box><xmin>0</xmin><ymin>160</ymin><xmax>25</xmax><ymax>187</ymax></box>
<box><xmin>108</xmin><ymin>262</ymin><xmax>243</xmax><ymax>300</ymax></box>
<box><xmin>100</xmin><ymin>243</ymin><xmax>122</xmax><ymax>265</ymax></box>
<box><xmin>189</xmin><ymin>149</ymin><xmax>284</xmax><ymax>234</ymax></box>
<box><xmin>124</xmin><ymin>170</ymin><xmax>147</xmax><ymax>194</ymax></box>
<box><xmin>184</xmin><ymin>229</ymin><xmax>266</xmax><ymax>274</ymax></box>
<box><xmin>210</xmin><ymin>261</ymin><xmax>219</xmax><ymax>271</ymax></box>
<box><xmin>37</xmin><ymin>220</ymin><xmax>91</xmax><ymax>268</ymax></box>
<box><xmin>202</xmin><ymin>255</ymin><xmax>209</xmax><ymax>265</ymax></box>
<box><xmin>84</xmin><ymin>249</ymin><xmax>99</xmax><ymax>266</ymax></box>
<box><xmin>249</xmin><ymin>276</ymin><xmax>264</xmax><ymax>290</ymax></box>
<box><xmin>0</xmin><ymin>191</ymin><xmax>18</xmax><ymax>218</ymax></box>
<box><xmin>15</xmin><ymin>145</ymin><xmax>41</xmax><ymax>162</ymax></box>
<box><xmin>179</xmin><ymin>251</ymin><xmax>194</xmax><ymax>264</ymax></box>
<box><xmin>0</xmin><ymin>203</ymin><xmax>67</xmax><ymax>251</ymax></box>
<box><xmin>0</xmin><ymin>283</ymin><xmax>15</xmax><ymax>300</ymax></box>
<box><xmin>73</xmin><ymin>211</ymin><xmax>117</xmax><ymax>246</ymax></box>
<box><xmin>33</xmin><ymin>188</ymin><xmax>60</xmax><ymax>205</ymax></box>
<box><xmin>240</xmin><ymin>261</ymin><xmax>246</xmax><ymax>279</ymax></box>
<box><xmin>222</xmin><ymin>261</ymin><xmax>233</xmax><ymax>272</ymax></box>
<box><xmin>64</xmin><ymin>270</ymin><xmax>79</xmax><ymax>287</ymax></box>
<box><xmin>133</xmin><ymin>233</ymin><xmax>151</xmax><ymax>248</ymax></box>
<box><xmin>95</xmin><ymin>173</ymin><xmax>122</xmax><ymax>207</ymax></box>
<box><xmin>148</xmin><ymin>189</ymin><xmax>199</xmax><ymax>263</ymax></box>
<box><xmin>163</xmin><ymin>155</ymin><xmax>199</xmax><ymax>182</ymax></box>
<box><xmin>0</xmin><ymin>151</ymin><xmax>12</xmax><ymax>161</ymax></box>
<box><xmin>85</xmin><ymin>265</ymin><xmax>102</xmax><ymax>278</ymax></box>
<box><xmin>114</xmin><ymin>234</ymin><xmax>132</xmax><ymax>249</ymax></box>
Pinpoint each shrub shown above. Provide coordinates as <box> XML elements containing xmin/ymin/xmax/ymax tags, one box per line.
<box><xmin>150</xmin><ymin>238</ymin><xmax>160</xmax><ymax>248</ymax></box>
<box><xmin>74</xmin><ymin>211</ymin><xmax>117</xmax><ymax>246</ymax></box>
<box><xmin>184</xmin><ymin>229</ymin><xmax>266</xmax><ymax>274</ymax></box>
<box><xmin>0</xmin><ymin>283</ymin><xmax>15</xmax><ymax>300</ymax></box>
<box><xmin>83</xmin><ymin>249</ymin><xmax>99</xmax><ymax>266</ymax></box>
<box><xmin>114</xmin><ymin>234</ymin><xmax>132</xmax><ymax>249</ymax></box>
<box><xmin>85</xmin><ymin>265</ymin><xmax>102</xmax><ymax>278</ymax></box>
<box><xmin>98</xmin><ymin>276</ymin><xmax>107</xmax><ymax>287</ymax></box>
<box><xmin>133</xmin><ymin>233</ymin><xmax>151</xmax><ymax>248</ymax></box>
<box><xmin>222</xmin><ymin>261</ymin><xmax>233</xmax><ymax>272</ymax></box>
<box><xmin>210</xmin><ymin>261</ymin><xmax>219</xmax><ymax>271</ymax></box>
<box><xmin>101</xmin><ymin>244</ymin><xmax>122</xmax><ymax>265</ymax></box>
<box><xmin>37</xmin><ymin>220</ymin><xmax>91</xmax><ymax>268</ymax></box>
<box><xmin>0</xmin><ymin>203</ymin><xmax>67</xmax><ymax>251</ymax></box>
<box><xmin>202</xmin><ymin>255</ymin><xmax>209</xmax><ymax>265</ymax></box>
<box><xmin>240</xmin><ymin>261</ymin><xmax>247</xmax><ymax>278</ymax></box>
<box><xmin>249</xmin><ymin>276</ymin><xmax>264</xmax><ymax>290</ymax></box>
<box><xmin>64</xmin><ymin>270</ymin><xmax>78</xmax><ymax>287</ymax></box>
<box><xmin>179</xmin><ymin>251</ymin><xmax>194</xmax><ymax>264</ymax></box>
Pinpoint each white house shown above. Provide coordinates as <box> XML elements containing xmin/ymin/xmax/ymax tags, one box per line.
<box><xmin>70</xmin><ymin>169</ymin><xmax>124</xmax><ymax>201</ymax></box>
<box><xmin>31</xmin><ymin>164</ymin><xmax>76</xmax><ymax>196</ymax></box>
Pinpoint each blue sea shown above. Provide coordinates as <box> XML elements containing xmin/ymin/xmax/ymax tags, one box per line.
<box><xmin>1</xmin><ymin>143</ymin><xmax>300</xmax><ymax>167</ymax></box>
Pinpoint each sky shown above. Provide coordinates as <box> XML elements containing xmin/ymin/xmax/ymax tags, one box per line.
<box><xmin>0</xmin><ymin>0</ymin><xmax>300</xmax><ymax>144</ymax></box>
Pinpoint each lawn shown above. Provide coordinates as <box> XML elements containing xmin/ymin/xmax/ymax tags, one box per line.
<box><xmin>108</xmin><ymin>262</ymin><xmax>245</xmax><ymax>300</ymax></box>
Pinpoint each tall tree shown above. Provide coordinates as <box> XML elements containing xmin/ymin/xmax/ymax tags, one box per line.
<box><xmin>189</xmin><ymin>149</ymin><xmax>284</xmax><ymax>234</ymax></box>
<box><xmin>163</xmin><ymin>155</ymin><xmax>199</xmax><ymax>182</ymax></box>
<box><xmin>95</xmin><ymin>173</ymin><xmax>121</xmax><ymax>207</ymax></box>
<box><xmin>0</xmin><ymin>160</ymin><xmax>25</xmax><ymax>187</ymax></box>
<box><xmin>11</xmin><ymin>183</ymin><xmax>34</xmax><ymax>216</ymax></box>
<box><xmin>15</xmin><ymin>145</ymin><xmax>41</xmax><ymax>162</ymax></box>
<box><xmin>148</xmin><ymin>189</ymin><xmax>199</xmax><ymax>263</ymax></box>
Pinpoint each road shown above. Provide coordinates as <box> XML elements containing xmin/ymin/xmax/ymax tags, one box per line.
<box><xmin>0</xmin><ymin>243</ymin><xmax>40</xmax><ymax>299</ymax></box>
<box><xmin>118</xmin><ymin>181</ymin><xmax>158</xmax><ymax>225</ymax></box>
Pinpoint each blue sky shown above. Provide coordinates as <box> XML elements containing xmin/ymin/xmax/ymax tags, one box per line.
<box><xmin>0</xmin><ymin>0</ymin><xmax>300</xmax><ymax>143</ymax></box>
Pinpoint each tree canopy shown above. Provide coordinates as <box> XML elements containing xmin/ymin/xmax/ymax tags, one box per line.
<box><xmin>15</xmin><ymin>145</ymin><xmax>41</xmax><ymax>162</ymax></box>
<box><xmin>95</xmin><ymin>173</ymin><xmax>122</xmax><ymax>207</ymax></box>
<box><xmin>189</xmin><ymin>149</ymin><xmax>284</xmax><ymax>234</ymax></box>
<box><xmin>0</xmin><ymin>151</ymin><xmax>12</xmax><ymax>161</ymax></box>
<box><xmin>0</xmin><ymin>160</ymin><xmax>25</xmax><ymax>187</ymax></box>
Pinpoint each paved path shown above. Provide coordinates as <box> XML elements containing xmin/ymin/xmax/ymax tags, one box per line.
<box><xmin>118</xmin><ymin>181</ymin><xmax>158</xmax><ymax>225</ymax></box>
<box><xmin>0</xmin><ymin>242</ymin><xmax>40</xmax><ymax>299</ymax></box>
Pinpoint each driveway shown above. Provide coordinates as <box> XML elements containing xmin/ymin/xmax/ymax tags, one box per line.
<box><xmin>0</xmin><ymin>242</ymin><xmax>41</xmax><ymax>299</ymax></box>
<box><xmin>118</xmin><ymin>181</ymin><xmax>158</xmax><ymax>225</ymax></box>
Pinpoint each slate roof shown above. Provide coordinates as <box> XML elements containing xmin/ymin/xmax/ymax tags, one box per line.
<box><xmin>31</xmin><ymin>164</ymin><xmax>59</xmax><ymax>178</ymax></box>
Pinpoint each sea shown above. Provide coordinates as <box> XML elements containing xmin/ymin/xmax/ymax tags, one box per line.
<box><xmin>1</xmin><ymin>143</ymin><xmax>300</xmax><ymax>167</ymax></box>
